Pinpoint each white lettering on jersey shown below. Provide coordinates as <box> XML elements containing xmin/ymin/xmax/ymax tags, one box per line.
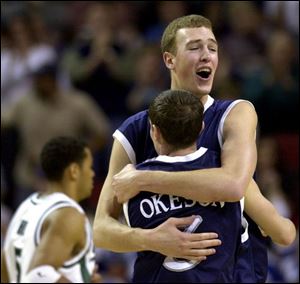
<box><xmin>139</xmin><ymin>194</ymin><xmax>225</xmax><ymax>218</ymax></box>
<box><xmin>184</xmin><ymin>200</ymin><xmax>196</xmax><ymax>207</ymax></box>
<box><xmin>169</xmin><ymin>195</ymin><xmax>183</xmax><ymax>210</ymax></box>
<box><xmin>140</xmin><ymin>199</ymin><xmax>155</xmax><ymax>218</ymax></box>
<box><xmin>151</xmin><ymin>194</ymin><xmax>169</xmax><ymax>215</ymax></box>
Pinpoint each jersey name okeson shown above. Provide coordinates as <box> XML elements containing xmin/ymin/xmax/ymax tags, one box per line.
<box><xmin>139</xmin><ymin>193</ymin><xmax>225</xmax><ymax>219</ymax></box>
<box><xmin>4</xmin><ymin>192</ymin><xmax>95</xmax><ymax>283</ymax></box>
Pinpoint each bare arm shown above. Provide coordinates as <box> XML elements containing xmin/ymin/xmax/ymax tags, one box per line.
<box><xmin>244</xmin><ymin>180</ymin><xmax>296</xmax><ymax>246</ymax></box>
<box><xmin>1</xmin><ymin>250</ymin><xmax>9</xmax><ymax>283</ymax></box>
<box><xmin>93</xmin><ymin>139</ymin><xmax>221</xmax><ymax>258</ymax></box>
<box><xmin>114</xmin><ymin>102</ymin><xmax>257</xmax><ymax>203</ymax></box>
<box><xmin>93</xmin><ymin>139</ymin><xmax>147</xmax><ymax>252</ymax></box>
<box><xmin>28</xmin><ymin>207</ymin><xmax>86</xmax><ymax>283</ymax></box>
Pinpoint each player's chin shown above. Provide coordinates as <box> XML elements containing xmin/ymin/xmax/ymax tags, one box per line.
<box><xmin>194</xmin><ymin>77</ymin><xmax>212</xmax><ymax>91</ymax></box>
<box><xmin>196</xmin><ymin>84</ymin><xmax>212</xmax><ymax>96</ymax></box>
<box><xmin>84</xmin><ymin>187</ymin><xmax>93</xmax><ymax>198</ymax></box>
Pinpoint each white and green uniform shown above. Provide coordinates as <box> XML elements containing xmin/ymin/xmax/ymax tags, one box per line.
<box><xmin>4</xmin><ymin>192</ymin><xmax>95</xmax><ymax>283</ymax></box>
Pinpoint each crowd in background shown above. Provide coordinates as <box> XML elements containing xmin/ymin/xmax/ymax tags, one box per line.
<box><xmin>1</xmin><ymin>1</ymin><xmax>299</xmax><ymax>283</ymax></box>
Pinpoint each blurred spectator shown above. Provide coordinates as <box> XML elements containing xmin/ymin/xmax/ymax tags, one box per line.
<box><xmin>257</xmin><ymin>136</ymin><xmax>292</xmax><ymax>218</ymax></box>
<box><xmin>62</xmin><ymin>2</ymin><xmax>130</xmax><ymax>129</ymax></box>
<box><xmin>1</xmin><ymin>203</ymin><xmax>12</xmax><ymax>249</ymax></box>
<box><xmin>213</xmin><ymin>49</ymin><xmax>241</xmax><ymax>100</ymax></box>
<box><xmin>144</xmin><ymin>1</ymin><xmax>189</xmax><ymax>43</ymax></box>
<box><xmin>221</xmin><ymin>1</ymin><xmax>266</xmax><ymax>79</ymax></box>
<box><xmin>1</xmin><ymin>167</ymin><xmax>12</xmax><ymax>248</ymax></box>
<box><xmin>126</xmin><ymin>44</ymin><xmax>169</xmax><ymax>113</ymax></box>
<box><xmin>1</xmin><ymin>63</ymin><xmax>111</xmax><ymax>209</ymax></box>
<box><xmin>242</xmin><ymin>29</ymin><xmax>299</xmax><ymax>135</ymax></box>
<box><xmin>1</xmin><ymin>14</ymin><xmax>57</xmax><ymax>112</ymax></box>
<box><xmin>107</xmin><ymin>1</ymin><xmax>145</xmax><ymax>84</ymax></box>
<box><xmin>96</xmin><ymin>248</ymin><xmax>136</xmax><ymax>283</ymax></box>
<box><xmin>200</xmin><ymin>1</ymin><xmax>229</xmax><ymax>37</ymax></box>
<box><xmin>257</xmin><ymin>136</ymin><xmax>299</xmax><ymax>283</ymax></box>
<box><xmin>263</xmin><ymin>1</ymin><xmax>299</xmax><ymax>36</ymax></box>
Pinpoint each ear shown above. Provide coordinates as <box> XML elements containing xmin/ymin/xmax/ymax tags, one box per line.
<box><xmin>163</xmin><ymin>52</ymin><xmax>175</xmax><ymax>70</ymax></box>
<box><xmin>151</xmin><ymin>124</ymin><xmax>159</xmax><ymax>142</ymax></box>
<box><xmin>152</xmin><ymin>124</ymin><xmax>165</xmax><ymax>145</ymax></box>
<box><xmin>199</xmin><ymin>121</ymin><xmax>205</xmax><ymax>135</ymax></box>
<box><xmin>68</xmin><ymin>163</ymin><xmax>80</xmax><ymax>180</ymax></box>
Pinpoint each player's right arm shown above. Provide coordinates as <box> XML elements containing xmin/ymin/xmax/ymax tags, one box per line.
<box><xmin>24</xmin><ymin>207</ymin><xmax>86</xmax><ymax>283</ymax></box>
<box><xmin>244</xmin><ymin>180</ymin><xmax>296</xmax><ymax>246</ymax></box>
<box><xmin>93</xmin><ymin>139</ymin><xmax>221</xmax><ymax>259</ymax></box>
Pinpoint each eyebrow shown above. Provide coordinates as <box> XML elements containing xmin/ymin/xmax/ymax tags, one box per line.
<box><xmin>187</xmin><ymin>38</ymin><xmax>218</xmax><ymax>46</ymax></box>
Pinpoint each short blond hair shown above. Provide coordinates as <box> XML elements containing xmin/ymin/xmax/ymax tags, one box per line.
<box><xmin>161</xmin><ymin>14</ymin><xmax>212</xmax><ymax>54</ymax></box>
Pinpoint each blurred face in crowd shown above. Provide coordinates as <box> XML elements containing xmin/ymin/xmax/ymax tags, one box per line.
<box><xmin>34</xmin><ymin>73</ymin><xmax>57</xmax><ymax>98</ymax></box>
<box><xmin>267</xmin><ymin>30</ymin><xmax>294</xmax><ymax>73</ymax></box>
<box><xmin>164</xmin><ymin>27</ymin><xmax>218</xmax><ymax>97</ymax></box>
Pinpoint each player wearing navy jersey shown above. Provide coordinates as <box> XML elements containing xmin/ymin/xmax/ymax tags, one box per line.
<box><xmin>93</xmin><ymin>14</ymin><xmax>294</xmax><ymax>283</ymax></box>
<box><xmin>1</xmin><ymin>137</ymin><xmax>101</xmax><ymax>283</ymax></box>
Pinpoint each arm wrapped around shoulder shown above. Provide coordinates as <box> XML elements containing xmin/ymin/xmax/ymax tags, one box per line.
<box><xmin>23</xmin><ymin>265</ymin><xmax>61</xmax><ymax>283</ymax></box>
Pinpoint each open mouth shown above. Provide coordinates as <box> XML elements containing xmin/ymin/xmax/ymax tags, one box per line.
<box><xmin>196</xmin><ymin>68</ymin><xmax>212</xmax><ymax>80</ymax></box>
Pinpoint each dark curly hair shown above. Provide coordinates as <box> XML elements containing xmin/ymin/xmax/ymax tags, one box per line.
<box><xmin>40</xmin><ymin>136</ymin><xmax>87</xmax><ymax>182</ymax></box>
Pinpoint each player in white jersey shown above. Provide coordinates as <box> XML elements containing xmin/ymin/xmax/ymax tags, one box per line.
<box><xmin>1</xmin><ymin>136</ymin><xmax>101</xmax><ymax>283</ymax></box>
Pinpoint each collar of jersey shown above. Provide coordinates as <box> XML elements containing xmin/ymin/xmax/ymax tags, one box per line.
<box><xmin>204</xmin><ymin>95</ymin><xmax>214</xmax><ymax>113</ymax></box>
<box><xmin>146</xmin><ymin>147</ymin><xmax>208</xmax><ymax>164</ymax></box>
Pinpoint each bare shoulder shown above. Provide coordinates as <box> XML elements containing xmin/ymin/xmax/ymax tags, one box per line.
<box><xmin>43</xmin><ymin>206</ymin><xmax>85</xmax><ymax>235</ymax></box>
<box><xmin>227</xmin><ymin>100</ymin><xmax>257</xmax><ymax>120</ymax></box>
<box><xmin>29</xmin><ymin>206</ymin><xmax>87</xmax><ymax>270</ymax></box>
<box><xmin>224</xmin><ymin>100</ymin><xmax>258</xmax><ymax>132</ymax></box>
<box><xmin>108</xmin><ymin>138</ymin><xmax>132</xmax><ymax>174</ymax></box>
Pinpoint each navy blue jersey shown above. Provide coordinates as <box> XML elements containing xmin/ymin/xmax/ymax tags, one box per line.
<box><xmin>124</xmin><ymin>148</ymin><xmax>243</xmax><ymax>283</ymax></box>
<box><xmin>114</xmin><ymin>95</ymin><xmax>268</xmax><ymax>282</ymax></box>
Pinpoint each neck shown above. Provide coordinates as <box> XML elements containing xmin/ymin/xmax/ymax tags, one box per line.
<box><xmin>200</xmin><ymin>94</ymin><xmax>209</xmax><ymax>106</ymax></box>
<box><xmin>161</xmin><ymin>144</ymin><xmax>197</xmax><ymax>157</ymax></box>
<box><xmin>42</xmin><ymin>181</ymin><xmax>79</xmax><ymax>202</ymax></box>
<box><xmin>170</xmin><ymin>76</ymin><xmax>209</xmax><ymax>105</ymax></box>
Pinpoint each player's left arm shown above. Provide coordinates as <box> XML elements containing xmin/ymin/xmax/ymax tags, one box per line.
<box><xmin>244</xmin><ymin>180</ymin><xmax>296</xmax><ymax>246</ymax></box>
<box><xmin>1</xmin><ymin>250</ymin><xmax>9</xmax><ymax>283</ymax></box>
<box><xmin>113</xmin><ymin>102</ymin><xmax>257</xmax><ymax>203</ymax></box>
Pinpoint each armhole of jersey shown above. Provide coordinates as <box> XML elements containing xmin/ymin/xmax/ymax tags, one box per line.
<box><xmin>217</xmin><ymin>100</ymin><xmax>255</xmax><ymax>148</ymax></box>
<box><xmin>113</xmin><ymin>129</ymin><xmax>136</xmax><ymax>165</ymax></box>
<box><xmin>62</xmin><ymin>218</ymin><xmax>93</xmax><ymax>268</ymax></box>
<box><xmin>34</xmin><ymin>201</ymin><xmax>79</xmax><ymax>246</ymax></box>
<box><xmin>123</xmin><ymin>201</ymin><xmax>131</xmax><ymax>227</ymax></box>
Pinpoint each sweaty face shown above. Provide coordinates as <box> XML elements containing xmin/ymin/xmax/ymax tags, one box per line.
<box><xmin>169</xmin><ymin>27</ymin><xmax>218</xmax><ymax>97</ymax></box>
<box><xmin>78</xmin><ymin>148</ymin><xmax>95</xmax><ymax>200</ymax></box>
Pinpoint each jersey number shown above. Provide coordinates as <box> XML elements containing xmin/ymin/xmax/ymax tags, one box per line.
<box><xmin>163</xmin><ymin>215</ymin><xmax>203</xmax><ymax>272</ymax></box>
<box><xmin>14</xmin><ymin>247</ymin><xmax>22</xmax><ymax>282</ymax></box>
<box><xmin>15</xmin><ymin>220</ymin><xmax>28</xmax><ymax>281</ymax></box>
